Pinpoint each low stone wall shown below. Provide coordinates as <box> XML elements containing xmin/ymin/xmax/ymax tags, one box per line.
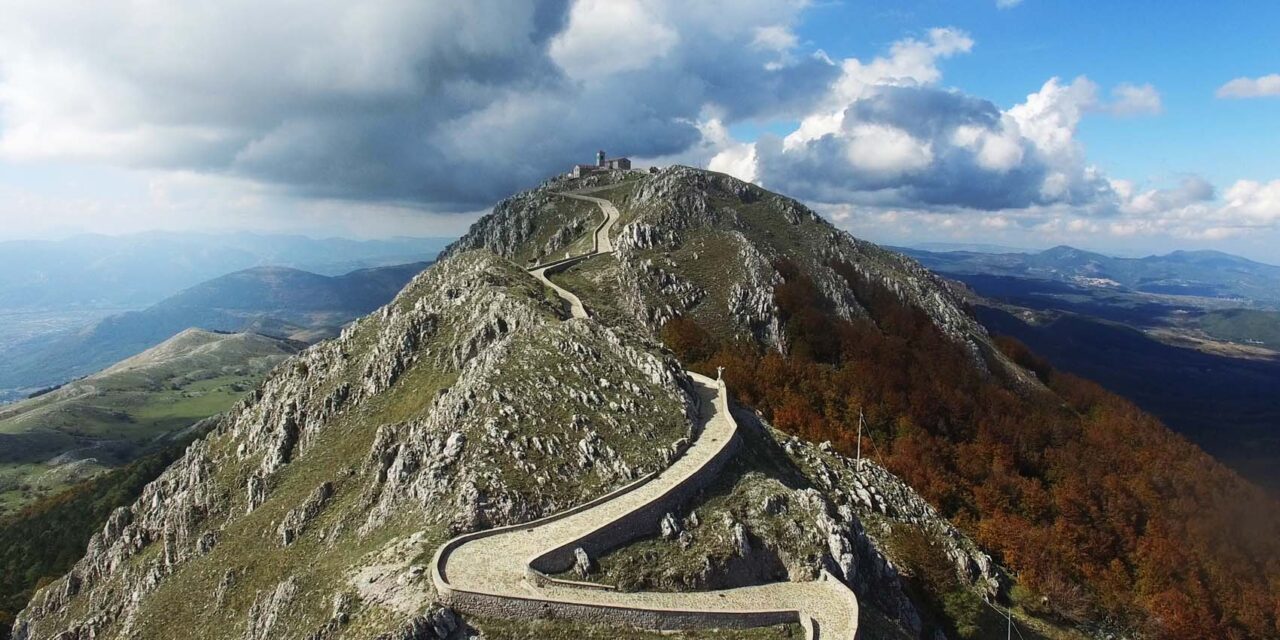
<box><xmin>432</xmin><ymin>471</ymin><xmax>660</xmax><ymax>587</ymax></box>
<box><xmin>534</xmin><ymin>251</ymin><xmax>595</xmax><ymax>274</ymax></box>
<box><xmin>528</xmin><ymin>387</ymin><xmax>739</xmax><ymax>574</ymax></box>
<box><xmin>443</xmin><ymin>587</ymin><xmax>799</xmax><ymax>630</ymax></box>
<box><xmin>430</xmin><ymin>379</ymin><xmax>800</xmax><ymax>634</ymax></box>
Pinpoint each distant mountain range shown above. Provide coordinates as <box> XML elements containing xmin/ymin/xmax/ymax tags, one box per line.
<box><xmin>0</xmin><ymin>262</ymin><xmax>428</xmax><ymax>398</ymax></box>
<box><xmin>899</xmin><ymin>245</ymin><xmax>1280</xmax><ymax>306</ymax></box>
<box><xmin>0</xmin><ymin>231</ymin><xmax>452</xmax><ymax>311</ymax></box>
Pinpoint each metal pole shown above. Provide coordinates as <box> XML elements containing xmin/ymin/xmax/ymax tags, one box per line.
<box><xmin>856</xmin><ymin>408</ymin><xmax>863</xmax><ymax>472</ymax></box>
<box><xmin>1007</xmin><ymin>606</ymin><xmax>1011</xmax><ymax>640</ymax></box>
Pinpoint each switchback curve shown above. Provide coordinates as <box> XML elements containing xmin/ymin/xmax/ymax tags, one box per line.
<box><xmin>431</xmin><ymin>189</ymin><xmax>859</xmax><ymax>638</ymax></box>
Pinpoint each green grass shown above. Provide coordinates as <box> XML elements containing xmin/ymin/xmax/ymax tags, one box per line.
<box><xmin>0</xmin><ymin>332</ymin><xmax>293</xmax><ymax>515</ymax></box>
<box><xmin>125</xmin><ymin>364</ymin><xmax>455</xmax><ymax>639</ymax></box>
<box><xmin>0</xmin><ymin>372</ymin><xmax>267</xmax><ymax>515</ymax></box>
<box><xmin>548</xmin><ymin>256</ymin><xmax>636</xmax><ymax>330</ymax></box>
<box><xmin>1197</xmin><ymin>308</ymin><xmax>1280</xmax><ymax>349</ymax></box>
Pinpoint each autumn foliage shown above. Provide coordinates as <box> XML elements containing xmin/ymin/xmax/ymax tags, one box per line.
<box><xmin>662</xmin><ymin>259</ymin><xmax>1280</xmax><ymax>640</ymax></box>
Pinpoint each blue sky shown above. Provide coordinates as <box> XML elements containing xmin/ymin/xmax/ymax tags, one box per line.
<box><xmin>0</xmin><ymin>1</ymin><xmax>1278</xmax><ymax>261</ymax></box>
<box><xmin>801</xmin><ymin>1</ymin><xmax>1280</xmax><ymax>184</ymax></box>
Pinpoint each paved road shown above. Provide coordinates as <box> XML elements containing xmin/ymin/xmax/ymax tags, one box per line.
<box><xmin>431</xmin><ymin>192</ymin><xmax>859</xmax><ymax>638</ymax></box>
<box><xmin>558</xmin><ymin>191</ymin><xmax>621</xmax><ymax>253</ymax></box>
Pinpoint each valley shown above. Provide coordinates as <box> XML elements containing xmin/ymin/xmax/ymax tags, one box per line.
<box><xmin>0</xmin><ymin>329</ymin><xmax>300</xmax><ymax>514</ymax></box>
<box><xmin>0</xmin><ymin>262</ymin><xmax>429</xmax><ymax>401</ymax></box>
<box><xmin>906</xmin><ymin>263</ymin><xmax>1280</xmax><ymax>492</ymax></box>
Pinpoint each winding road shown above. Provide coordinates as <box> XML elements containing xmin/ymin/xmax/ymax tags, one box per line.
<box><xmin>431</xmin><ymin>188</ymin><xmax>859</xmax><ymax>638</ymax></box>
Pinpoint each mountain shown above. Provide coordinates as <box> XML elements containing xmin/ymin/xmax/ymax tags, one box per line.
<box><xmin>901</xmin><ymin>245</ymin><xmax>1280</xmax><ymax>305</ymax></box>
<box><xmin>0</xmin><ymin>232</ymin><xmax>451</xmax><ymax>312</ymax></box>
<box><xmin>0</xmin><ymin>329</ymin><xmax>301</xmax><ymax>515</ymax></box>
<box><xmin>0</xmin><ymin>329</ymin><xmax>300</xmax><ymax>633</ymax></box>
<box><xmin>908</xmin><ymin>242</ymin><xmax>1033</xmax><ymax>254</ymax></box>
<box><xmin>13</xmin><ymin>168</ymin><xmax>1278</xmax><ymax>640</ymax></box>
<box><xmin>0</xmin><ymin>262</ymin><xmax>428</xmax><ymax>398</ymax></box>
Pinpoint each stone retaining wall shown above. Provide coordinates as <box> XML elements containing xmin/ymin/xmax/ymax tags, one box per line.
<box><xmin>431</xmin><ymin>379</ymin><xmax>797</xmax><ymax>633</ymax></box>
<box><xmin>527</xmin><ymin>382</ymin><xmax>740</xmax><ymax>574</ymax></box>
<box><xmin>442</xmin><ymin>588</ymin><xmax>799</xmax><ymax>631</ymax></box>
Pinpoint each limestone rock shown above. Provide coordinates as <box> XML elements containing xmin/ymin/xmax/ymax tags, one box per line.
<box><xmin>573</xmin><ymin>547</ymin><xmax>593</xmax><ymax>579</ymax></box>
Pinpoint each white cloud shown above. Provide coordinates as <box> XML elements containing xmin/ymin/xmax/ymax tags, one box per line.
<box><xmin>1216</xmin><ymin>74</ymin><xmax>1280</xmax><ymax>99</ymax></box>
<box><xmin>785</xmin><ymin>27</ymin><xmax>973</xmax><ymax>147</ymax></box>
<box><xmin>0</xmin><ymin>0</ymin><xmax>834</xmax><ymax>215</ymax></box>
<box><xmin>752</xmin><ymin>25</ymin><xmax>799</xmax><ymax>53</ymax></box>
<box><xmin>728</xmin><ymin>66</ymin><xmax>1112</xmax><ymax>211</ymax></box>
<box><xmin>996</xmin><ymin>0</ymin><xmax>1024</xmax><ymax>8</ymax></box>
<box><xmin>701</xmin><ymin>118</ymin><xmax>759</xmax><ymax>182</ymax></box>
<box><xmin>550</xmin><ymin>0</ymin><xmax>679</xmax><ymax>79</ymax></box>
<box><xmin>844</xmin><ymin>125</ymin><xmax>933</xmax><ymax>175</ymax></box>
<box><xmin>1117</xmin><ymin>176</ymin><xmax>1214</xmax><ymax>216</ymax></box>
<box><xmin>952</xmin><ymin>123</ymin><xmax>1024</xmax><ymax>172</ymax></box>
<box><xmin>1007</xmin><ymin>76</ymin><xmax>1096</xmax><ymax>160</ymax></box>
<box><xmin>1222</xmin><ymin>179</ymin><xmax>1280</xmax><ymax>223</ymax></box>
<box><xmin>1107</xmin><ymin>82</ymin><xmax>1163</xmax><ymax>116</ymax></box>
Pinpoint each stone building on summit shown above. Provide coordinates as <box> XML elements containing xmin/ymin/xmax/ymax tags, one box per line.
<box><xmin>570</xmin><ymin>150</ymin><xmax>631</xmax><ymax>178</ymax></box>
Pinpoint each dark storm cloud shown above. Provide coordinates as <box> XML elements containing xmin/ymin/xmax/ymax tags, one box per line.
<box><xmin>0</xmin><ymin>0</ymin><xmax>836</xmax><ymax>211</ymax></box>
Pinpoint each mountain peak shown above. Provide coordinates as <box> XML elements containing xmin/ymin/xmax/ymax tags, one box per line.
<box><xmin>447</xmin><ymin>165</ymin><xmax>1020</xmax><ymax>383</ymax></box>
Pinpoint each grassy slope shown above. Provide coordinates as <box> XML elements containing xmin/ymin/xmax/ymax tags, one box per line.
<box><xmin>0</xmin><ymin>330</ymin><xmax>296</xmax><ymax>514</ymax></box>
<box><xmin>1197</xmin><ymin>308</ymin><xmax>1280</xmax><ymax>349</ymax></box>
<box><xmin>47</xmin><ymin>253</ymin><xmax>696</xmax><ymax>640</ymax></box>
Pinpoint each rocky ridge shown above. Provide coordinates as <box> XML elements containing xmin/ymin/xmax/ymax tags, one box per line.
<box><xmin>14</xmin><ymin>252</ymin><xmax>697</xmax><ymax>640</ymax></box>
<box><xmin>445</xmin><ymin>167</ymin><xmax>1024</xmax><ymax>383</ymax></box>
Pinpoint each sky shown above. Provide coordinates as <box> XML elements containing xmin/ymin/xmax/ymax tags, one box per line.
<box><xmin>1</xmin><ymin>1</ymin><xmax>1278</xmax><ymax>262</ymax></box>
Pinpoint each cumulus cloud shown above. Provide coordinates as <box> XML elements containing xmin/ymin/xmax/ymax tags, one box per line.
<box><xmin>1222</xmin><ymin>180</ymin><xmax>1280</xmax><ymax>223</ymax></box>
<box><xmin>0</xmin><ymin>0</ymin><xmax>834</xmax><ymax>211</ymax></box>
<box><xmin>550</xmin><ymin>0</ymin><xmax>678</xmax><ymax>79</ymax></box>
<box><xmin>705</xmin><ymin>29</ymin><xmax>1173</xmax><ymax>232</ymax></box>
<box><xmin>1216</xmin><ymin>74</ymin><xmax>1280</xmax><ymax>99</ymax></box>
<box><xmin>1107</xmin><ymin>82</ymin><xmax>1163</xmax><ymax>116</ymax></box>
<box><xmin>1114</xmin><ymin>176</ymin><xmax>1214</xmax><ymax>216</ymax></box>
<box><xmin>723</xmin><ymin>37</ymin><xmax>1114</xmax><ymax>212</ymax></box>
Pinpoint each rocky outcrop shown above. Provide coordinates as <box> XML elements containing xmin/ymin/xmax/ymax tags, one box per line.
<box><xmin>14</xmin><ymin>252</ymin><xmax>699</xmax><ymax>640</ymax></box>
<box><xmin>448</xmin><ymin>166</ymin><xmax>1033</xmax><ymax>384</ymax></box>
<box><xmin>373</xmin><ymin>606</ymin><xmax>461</xmax><ymax>640</ymax></box>
<box><xmin>243</xmin><ymin>577</ymin><xmax>299</xmax><ymax>640</ymax></box>
<box><xmin>781</xmin><ymin>432</ymin><xmax>1005</xmax><ymax>599</ymax></box>
<box><xmin>278</xmin><ymin>482</ymin><xmax>334</xmax><ymax>546</ymax></box>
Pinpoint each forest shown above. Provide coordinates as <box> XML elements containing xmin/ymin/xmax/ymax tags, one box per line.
<box><xmin>0</xmin><ymin>444</ymin><xmax>186</xmax><ymax>640</ymax></box>
<box><xmin>662</xmin><ymin>259</ymin><xmax>1280</xmax><ymax>640</ymax></box>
